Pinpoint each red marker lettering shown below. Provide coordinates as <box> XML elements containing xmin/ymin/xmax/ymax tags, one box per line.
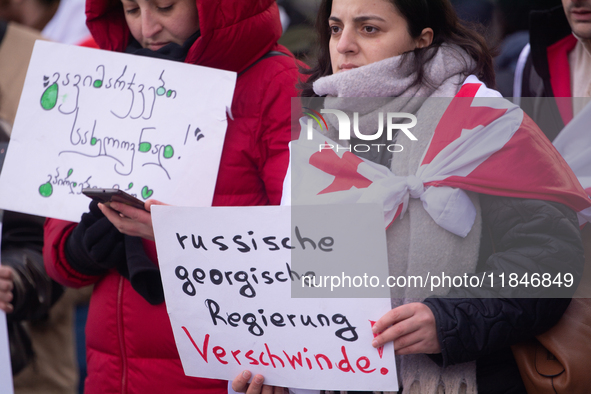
<box><xmin>356</xmin><ymin>356</ymin><xmax>376</xmax><ymax>373</ymax></box>
<box><xmin>213</xmin><ymin>346</ymin><xmax>228</xmax><ymax>365</ymax></box>
<box><xmin>259</xmin><ymin>351</ymin><xmax>270</xmax><ymax>366</ymax></box>
<box><xmin>336</xmin><ymin>346</ymin><xmax>355</xmax><ymax>373</ymax></box>
<box><xmin>231</xmin><ymin>350</ymin><xmax>242</xmax><ymax>365</ymax></box>
<box><xmin>314</xmin><ymin>353</ymin><xmax>333</xmax><ymax>370</ymax></box>
<box><xmin>245</xmin><ymin>350</ymin><xmax>259</xmax><ymax>365</ymax></box>
<box><xmin>282</xmin><ymin>351</ymin><xmax>303</xmax><ymax>369</ymax></box>
<box><xmin>182</xmin><ymin>327</ymin><xmax>209</xmax><ymax>363</ymax></box>
<box><xmin>265</xmin><ymin>343</ymin><xmax>285</xmax><ymax>368</ymax></box>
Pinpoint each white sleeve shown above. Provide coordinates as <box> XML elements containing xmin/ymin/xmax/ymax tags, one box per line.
<box><xmin>513</xmin><ymin>43</ymin><xmax>531</xmax><ymax>105</ymax></box>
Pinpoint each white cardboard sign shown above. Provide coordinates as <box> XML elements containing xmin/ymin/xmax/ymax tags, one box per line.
<box><xmin>152</xmin><ymin>204</ymin><xmax>398</xmax><ymax>391</ymax></box>
<box><xmin>0</xmin><ymin>41</ymin><xmax>236</xmax><ymax>221</ymax></box>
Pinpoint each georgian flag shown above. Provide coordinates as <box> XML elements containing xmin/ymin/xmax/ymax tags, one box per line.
<box><xmin>282</xmin><ymin>76</ymin><xmax>591</xmax><ymax>237</ymax></box>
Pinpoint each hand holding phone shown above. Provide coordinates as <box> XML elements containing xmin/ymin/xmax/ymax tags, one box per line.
<box><xmin>82</xmin><ymin>188</ymin><xmax>165</xmax><ymax>241</ymax></box>
<box><xmin>82</xmin><ymin>188</ymin><xmax>147</xmax><ymax>212</ymax></box>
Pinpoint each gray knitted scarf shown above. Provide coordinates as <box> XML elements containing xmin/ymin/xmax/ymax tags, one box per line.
<box><xmin>314</xmin><ymin>45</ymin><xmax>482</xmax><ymax>394</ymax></box>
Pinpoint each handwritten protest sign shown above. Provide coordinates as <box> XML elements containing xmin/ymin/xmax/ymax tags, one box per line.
<box><xmin>0</xmin><ymin>41</ymin><xmax>235</xmax><ymax>222</ymax></box>
<box><xmin>152</xmin><ymin>204</ymin><xmax>397</xmax><ymax>391</ymax></box>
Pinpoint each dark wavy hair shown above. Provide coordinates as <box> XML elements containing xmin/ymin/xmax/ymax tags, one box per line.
<box><xmin>299</xmin><ymin>0</ymin><xmax>496</xmax><ymax>97</ymax></box>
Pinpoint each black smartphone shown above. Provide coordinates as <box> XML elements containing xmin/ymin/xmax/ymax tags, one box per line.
<box><xmin>81</xmin><ymin>188</ymin><xmax>147</xmax><ymax>211</ymax></box>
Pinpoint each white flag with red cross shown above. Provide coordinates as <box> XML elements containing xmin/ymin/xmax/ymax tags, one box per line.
<box><xmin>282</xmin><ymin>76</ymin><xmax>591</xmax><ymax>237</ymax></box>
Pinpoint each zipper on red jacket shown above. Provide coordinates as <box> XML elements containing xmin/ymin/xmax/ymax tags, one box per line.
<box><xmin>117</xmin><ymin>276</ymin><xmax>128</xmax><ymax>393</ymax></box>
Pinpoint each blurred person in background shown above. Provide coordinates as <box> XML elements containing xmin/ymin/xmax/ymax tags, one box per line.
<box><xmin>0</xmin><ymin>17</ymin><xmax>90</xmax><ymax>394</ymax></box>
<box><xmin>515</xmin><ymin>0</ymin><xmax>591</xmax><ymax>140</ymax></box>
<box><xmin>511</xmin><ymin>3</ymin><xmax>591</xmax><ymax>393</ymax></box>
<box><xmin>0</xmin><ymin>209</ymin><xmax>76</xmax><ymax>394</ymax></box>
<box><xmin>451</xmin><ymin>0</ymin><xmax>495</xmax><ymax>44</ymax></box>
<box><xmin>0</xmin><ymin>0</ymin><xmax>98</xmax><ymax>391</ymax></box>
<box><xmin>0</xmin><ymin>18</ymin><xmax>41</xmax><ymax>129</ymax></box>
<box><xmin>451</xmin><ymin>0</ymin><xmax>494</xmax><ymax>26</ymax></box>
<box><xmin>277</xmin><ymin>0</ymin><xmax>321</xmax><ymax>62</ymax></box>
<box><xmin>492</xmin><ymin>0</ymin><xmax>561</xmax><ymax>97</ymax></box>
<box><xmin>0</xmin><ymin>0</ymin><xmax>91</xmax><ymax>45</ymax></box>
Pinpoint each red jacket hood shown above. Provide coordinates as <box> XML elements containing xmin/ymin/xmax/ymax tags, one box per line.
<box><xmin>86</xmin><ymin>0</ymin><xmax>283</xmax><ymax>73</ymax></box>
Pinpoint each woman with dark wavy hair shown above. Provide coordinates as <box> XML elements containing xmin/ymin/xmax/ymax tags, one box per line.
<box><xmin>233</xmin><ymin>0</ymin><xmax>585</xmax><ymax>393</ymax></box>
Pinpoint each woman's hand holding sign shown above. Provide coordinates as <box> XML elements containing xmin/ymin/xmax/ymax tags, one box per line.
<box><xmin>371</xmin><ymin>302</ymin><xmax>441</xmax><ymax>355</ymax></box>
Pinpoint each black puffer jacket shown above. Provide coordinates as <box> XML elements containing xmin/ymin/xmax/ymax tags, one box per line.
<box><xmin>2</xmin><ymin>210</ymin><xmax>64</xmax><ymax>375</ymax></box>
<box><xmin>424</xmin><ymin>194</ymin><xmax>584</xmax><ymax>394</ymax></box>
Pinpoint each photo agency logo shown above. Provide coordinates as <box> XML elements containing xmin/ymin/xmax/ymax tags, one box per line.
<box><xmin>303</xmin><ymin>107</ymin><xmax>418</xmax><ymax>153</ymax></box>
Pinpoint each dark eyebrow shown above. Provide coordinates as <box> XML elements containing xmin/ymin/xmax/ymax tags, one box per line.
<box><xmin>354</xmin><ymin>15</ymin><xmax>387</xmax><ymax>23</ymax></box>
<box><xmin>328</xmin><ymin>15</ymin><xmax>387</xmax><ymax>23</ymax></box>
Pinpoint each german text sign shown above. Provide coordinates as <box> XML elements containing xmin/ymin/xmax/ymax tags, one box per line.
<box><xmin>0</xmin><ymin>41</ymin><xmax>235</xmax><ymax>221</ymax></box>
<box><xmin>152</xmin><ymin>204</ymin><xmax>397</xmax><ymax>391</ymax></box>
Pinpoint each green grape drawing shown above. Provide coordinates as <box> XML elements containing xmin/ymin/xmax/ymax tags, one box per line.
<box><xmin>141</xmin><ymin>186</ymin><xmax>153</xmax><ymax>199</ymax></box>
<box><xmin>163</xmin><ymin>145</ymin><xmax>174</xmax><ymax>159</ymax></box>
<box><xmin>40</xmin><ymin>81</ymin><xmax>58</xmax><ymax>110</ymax></box>
<box><xmin>139</xmin><ymin>142</ymin><xmax>151</xmax><ymax>152</ymax></box>
<box><xmin>39</xmin><ymin>181</ymin><xmax>53</xmax><ymax>197</ymax></box>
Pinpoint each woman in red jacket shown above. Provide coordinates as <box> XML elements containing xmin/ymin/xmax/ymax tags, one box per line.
<box><xmin>43</xmin><ymin>0</ymin><xmax>300</xmax><ymax>393</ymax></box>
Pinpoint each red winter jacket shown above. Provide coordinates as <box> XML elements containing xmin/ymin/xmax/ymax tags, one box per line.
<box><xmin>43</xmin><ymin>1</ymin><xmax>301</xmax><ymax>393</ymax></box>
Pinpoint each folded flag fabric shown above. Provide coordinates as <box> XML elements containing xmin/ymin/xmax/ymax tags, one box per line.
<box><xmin>553</xmin><ymin>101</ymin><xmax>591</xmax><ymax>197</ymax></box>
<box><xmin>283</xmin><ymin>76</ymin><xmax>591</xmax><ymax>237</ymax></box>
